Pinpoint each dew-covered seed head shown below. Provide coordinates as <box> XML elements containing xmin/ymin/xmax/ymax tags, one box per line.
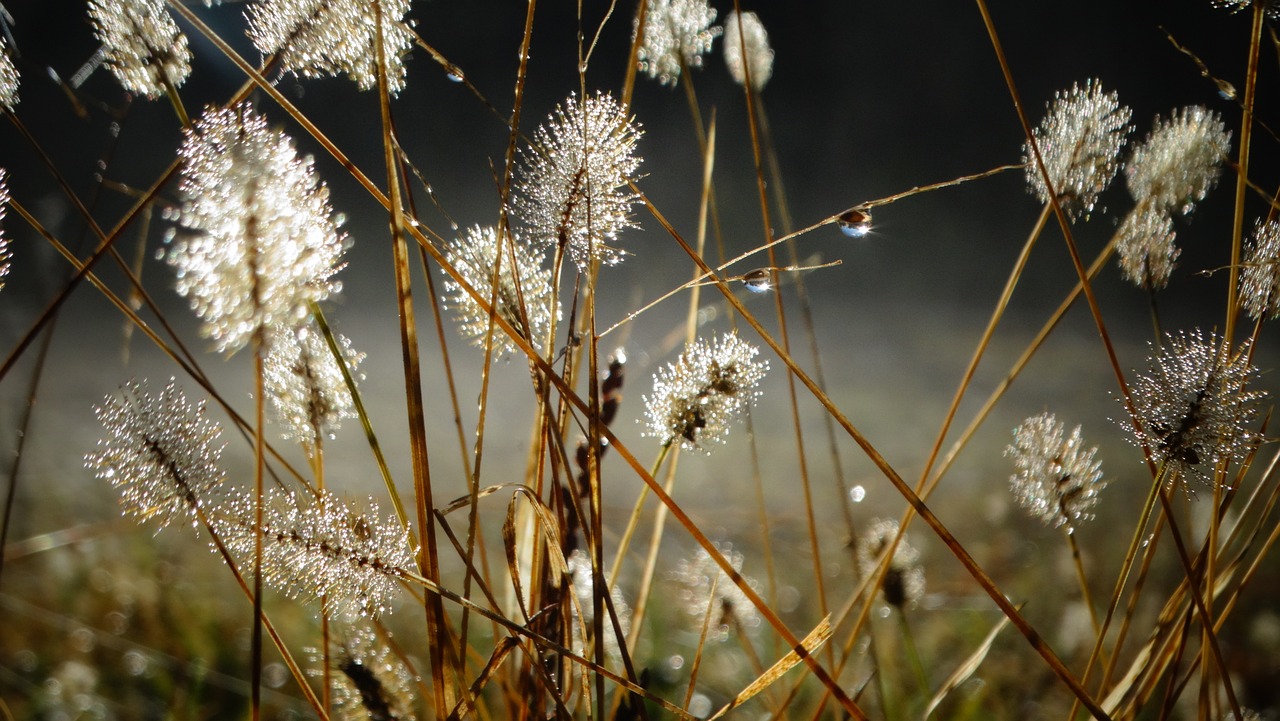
<box><xmin>443</xmin><ymin>225</ymin><xmax>558</xmax><ymax>357</ymax></box>
<box><xmin>635</xmin><ymin>0</ymin><xmax>721</xmax><ymax>87</ymax></box>
<box><xmin>247</xmin><ymin>0</ymin><xmax>415</xmax><ymax>94</ymax></box>
<box><xmin>167</xmin><ymin>103</ymin><xmax>349</xmax><ymax>354</ymax></box>
<box><xmin>642</xmin><ymin>332</ymin><xmax>768</xmax><ymax>452</ymax></box>
<box><xmin>85</xmin><ymin>379</ymin><xmax>227</xmax><ymax>531</ymax></box>
<box><xmin>1</xmin><ymin>36</ymin><xmax>19</xmax><ymax>111</ymax></box>
<box><xmin>1124</xmin><ymin>329</ymin><xmax>1265</xmax><ymax>492</ymax></box>
<box><xmin>88</xmin><ymin>0</ymin><xmax>192</xmax><ymax>99</ymax></box>
<box><xmin>1126</xmin><ymin>106</ymin><xmax>1230</xmax><ymax>217</ymax></box>
<box><xmin>513</xmin><ymin>93</ymin><xmax>644</xmax><ymax>271</ymax></box>
<box><xmin>1006</xmin><ymin>412</ymin><xmax>1106</xmax><ymax>530</ymax></box>
<box><xmin>856</xmin><ymin>519</ymin><xmax>925</xmax><ymax>609</ymax></box>
<box><xmin>1024</xmin><ymin>80</ymin><xmax>1131</xmax><ymax>222</ymax></box>
<box><xmin>723</xmin><ymin>11</ymin><xmax>773</xmax><ymax>92</ymax></box>
<box><xmin>1240</xmin><ymin>219</ymin><xmax>1280</xmax><ymax>321</ymax></box>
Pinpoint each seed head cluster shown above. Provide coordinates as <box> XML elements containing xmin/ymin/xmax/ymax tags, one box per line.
<box><xmin>247</xmin><ymin>0</ymin><xmax>415</xmax><ymax>94</ymax></box>
<box><xmin>1</xmin><ymin>37</ymin><xmax>18</xmax><ymax>110</ymax></box>
<box><xmin>0</xmin><ymin>168</ymin><xmax>9</xmax><ymax>291</ymax></box>
<box><xmin>1116</xmin><ymin>207</ymin><xmax>1179</xmax><ymax>290</ymax></box>
<box><xmin>84</xmin><ymin>380</ymin><xmax>228</xmax><ymax>531</ymax></box>
<box><xmin>167</xmin><ymin>103</ymin><xmax>349</xmax><ymax>354</ymax></box>
<box><xmin>856</xmin><ymin>518</ymin><xmax>926</xmax><ymax>610</ymax></box>
<box><xmin>1125</xmin><ymin>329</ymin><xmax>1266</xmax><ymax>491</ymax></box>
<box><xmin>1006</xmin><ymin>412</ymin><xmax>1106</xmax><ymax>531</ymax></box>
<box><xmin>1116</xmin><ymin>107</ymin><xmax>1229</xmax><ymax>291</ymax></box>
<box><xmin>443</xmin><ymin>225</ymin><xmax>557</xmax><ymax>357</ymax></box>
<box><xmin>88</xmin><ymin>0</ymin><xmax>192</xmax><ymax>99</ymax></box>
<box><xmin>326</xmin><ymin>626</ymin><xmax>416</xmax><ymax>721</ymax></box>
<box><xmin>514</xmin><ymin>92</ymin><xmax>643</xmax><ymax>271</ymax></box>
<box><xmin>218</xmin><ymin>489</ymin><xmax>415</xmax><ymax>618</ymax></box>
<box><xmin>723</xmin><ymin>11</ymin><xmax>773</xmax><ymax>91</ymax></box>
<box><xmin>1024</xmin><ymin>80</ymin><xmax>1131</xmax><ymax>221</ymax></box>
<box><xmin>671</xmin><ymin>543</ymin><xmax>760</xmax><ymax>642</ymax></box>
<box><xmin>1240</xmin><ymin>219</ymin><xmax>1280</xmax><ymax>321</ymax></box>
<box><xmin>1126</xmin><ymin>106</ymin><xmax>1230</xmax><ymax>217</ymax></box>
<box><xmin>264</xmin><ymin>320</ymin><xmax>365</xmax><ymax>450</ymax></box>
<box><xmin>643</xmin><ymin>332</ymin><xmax>768</xmax><ymax>452</ymax></box>
<box><xmin>636</xmin><ymin>0</ymin><xmax>721</xmax><ymax>87</ymax></box>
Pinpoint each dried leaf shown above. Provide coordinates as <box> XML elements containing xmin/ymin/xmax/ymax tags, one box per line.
<box><xmin>708</xmin><ymin>615</ymin><xmax>832</xmax><ymax>719</ymax></box>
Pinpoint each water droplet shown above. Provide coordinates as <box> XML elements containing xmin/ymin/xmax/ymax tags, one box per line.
<box><xmin>838</xmin><ymin>208</ymin><xmax>873</xmax><ymax>238</ymax></box>
<box><xmin>667</xmin><ymin>654</ymin><xmax>684</xmax><ymax>670</ymax></box>
<box><xmin>445</xmin><ymin>66</ymin><xmax>464</xmax><ymax>82</ymax></box>
<box><xmin>741</xmin><ymin>268</ymin><xmax>774</xmax><ymax>292</ymax></box>
<box><xmin>848</xmin><ymin>485</ymin><xmax>866</xmax><ymax>503</ymax></box>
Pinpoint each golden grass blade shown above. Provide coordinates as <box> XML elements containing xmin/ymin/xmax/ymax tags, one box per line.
<box><xmin>923</xmin><ymin>609</ymin><xmax>1016</xmax><ymax>719</ymax></box>
<box><xmin>707</xmin><ymin>615</ymin><xmax>833</xmax><ymax>720</ymax></box>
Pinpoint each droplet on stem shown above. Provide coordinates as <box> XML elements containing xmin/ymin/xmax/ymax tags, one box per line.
<box><xmin>741</xmin><ymin>268</ymin><xmax>773</xmax><ymax>292</ymax></box>
<box><xmin>838</xmin><ymin>208</ymin><xmax>873</xmax><ymax>238</ymax></box>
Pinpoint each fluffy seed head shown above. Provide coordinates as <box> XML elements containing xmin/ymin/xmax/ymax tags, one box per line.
<box><xmin>1006</xmin><ymin>412</ymin><xmax>1106</xmax><ymax>530</ymax></box>
<box><xmin>723</xmin><ymin>11</ymin><xmax>773</xmax><ymax>91</ymax></box>
<box><xmin>513</xmin><ymin>92</ymin><xmax>644</xmax><ymax>271</ymax></box>
<box><xmin>443</xmin><ymin>225</ymin><xmax>558</xmax><ymax>357</ymax></box>
<box><xmin>85</xmin><ymin>379</ymin><xmax>227</xmax><ymax>530</ymax></box>
<box><xmin>217</xmin><ymin>489</ymin><xmax>415</xmax><ymax>618</ymax></box>
<box><xmin>856</xmin><ymin>519</ymin><xmax>926</xmax><ymax>609</ymax></box>
<box><xmin>1</xmin><ymin>36</ymin><xmax>18</xmax><ymax>110</ymax></box>
<box><xmin>1023</xmin><ymin>80</ymin><xmax>1131</xmax><ymax>221</ymax></box>
<box><xmin>324</xmin><ymin>625</ymin><xmax>416</xmax><ymax>721</ymax></box>
<box><xmin>1124</xmin><ymin>329</ymin><xmax>1266</xmax><ymax>491</ymax></box>
<box><xmin>1211</xmin><ymin>0</ymin><xmax>1280</xmax><ymax>20</ymax></box>
<box><xmin>1240</xmin><ymin>219</ymin><xmax>1280</xmax><ymax>321</ymax></box>
<box><xmin>264</xmin><ymin>320</ymin><xmax>365</xmax><ymax>450</ymax></box>
<box><xmin>636</xmin><ymin>0</ymin><xmax>721</xmax><ymax>86</ymax></box>
<box><xmin>247</xmin><ymin>0</ymin><xmax>415</xmax><ymax>94</ymax></box>
<box><xmin>87</xmin><ymin>0</ymin><xmax>192</xmax><ymax>99</ymax></box>
<box><xmin>1116</xmin><ymin>206</ymin><xmax>1179</xmax><ymax>290</ymax></box>
<box><xmin>0</xmin><ymin>168</ymin><xmax>9</xmax><ymax>291</ymax></box>
<box><xmin>1126</xmin><ymin>106</ymin><xmax>1230</xmax><ymax>216</ymax></box>
<box><xmin>643</xmin><ymin>332</ymin><xmax>768</xmax><ymax>452</ymax></box>
<box><xmin>167</xmin><ymin>103</ymin><xmax>349</xmax><ymax>354</ymax></box>
<box><xmin>671</xmin><ymin>543</ymin><xmax>760</xmax><ymax>642</ymax></box>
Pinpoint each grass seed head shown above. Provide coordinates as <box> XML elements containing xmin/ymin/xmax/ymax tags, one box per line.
<box><xmin>723</xmin><ymin>11</ymin><xmax>773</xmax><ymax>91</ymax></box>
<box><xmin>1125</xmin><ymin>329</ymin><xmax>1266</xmax><ymax>492</ymax></box>
<box><xmin>513</xmin><ymin>92</ymin><xmax>643</xmax><ymax>271</ymax></box>
<box><xmin>247</xmin><ymin>0</ymin><xmax>415</xmax><ymax>94</ymax></box>
<box><xmin>217</xmin><ymin>489</ymin><xmax>415</xmax><ymax>618</ymax></box>
<box><xmin>85</xmin><ymin>379</ymin><xmax>228</xmax><ymax>531</ymax></box>
<box><xmin>1</xmin><ymin>37</ymin><xmax>18</xmax><ymax>110</ymax></box>
<box><xmin>1126</xmin><ymin>106</ymin><xmax>1230</xmax><ymax>216</ymax></box>
<box><xmin>856</xmin><ymin>519</ymin><xmax>926</xmax><ymax>610</ymax></box>
<box><xmin>326</xmin><ymin>624</ymin><xmax>416</xmax><ymax>721</ymax></box>
<box><xmin>443</xmin><ymin>225</ymin><xmax>558</xmax><ymax>357</ymax></box>
<box><xmin>1116</xmin><ymin>205</ymin><xmax>1179</xmax><ymax>290</ymax></box>
<box><xmin>264</xmin><ymin>320</ymin><xmax>365</xmax><ymax>450</ymax></box>
<box><xmin>636</xmin><ymin>0</ymin><xmax>722</xmax><ymax>87</ymax></box>
<box><xmin>167</xmin><ymin>103</ymin><xmax>349</xmax><ymax>354</ymax></box>
<box><xmin>1024</xmin><ymin>80</ymin><xmax>1131</xmax><ymax>221</ymax></box>
<box><xmin>1240</xmin><ymin>219</ymin><xmax>1280</xmax><ymax>321</ymax></box>
<box><xmin>672</xmin><ymin>543</ymin><xmax>760</xmax><ymax>642</ymax></box>
<box><xmin>0</xmin><ymin>167</ymin><xmax>9</xmax><ymax>291</ymax></box>
<box><xmin>88</xmin><ymin>0</ymin><xmax>192</xmax><ymax>99</ymax></box>
<box><xmin>1006</xmin><ymin>412</ymin><xmax>1107</xmax><ymax>531</ymax></box>
<box><xmin>643</xmin><ymin>332</ymin><xmax>768</xmax><ymax>452</ymax></box>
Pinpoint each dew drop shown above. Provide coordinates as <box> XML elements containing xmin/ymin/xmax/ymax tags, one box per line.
<box><xmin>741</xmin><ymin>268</ymin><xmax>774</xmax><ymax>293</ymax></box>
<box><xmin>848</xmin><ymin>485</ymin><xmax>866</xmax><ymax>503</ymax></box>
<box><xmin>445</xmin><ymin>66</ymin><xmax>464</xmax><ymax>83</ymax></box>
<box><xmin>838</xmin><ymin>208</ymin><xmax>873</xmax><ymax>238</ymax></box>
